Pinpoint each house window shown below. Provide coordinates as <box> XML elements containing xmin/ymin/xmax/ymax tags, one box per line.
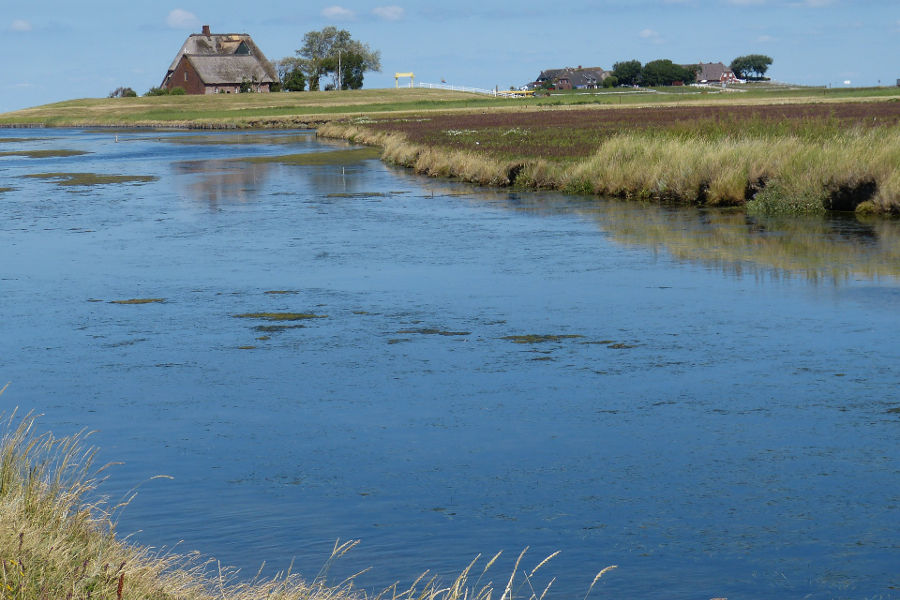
<box><xmin>184</xmin><ymin>72</ymin><xmax>188</xmax><ymax>82</ymax></box>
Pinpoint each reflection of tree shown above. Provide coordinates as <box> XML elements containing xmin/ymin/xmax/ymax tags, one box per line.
<box><xmin>413</xmin><ymin>179</ymin><xmax>900</xmax><ymax>284</ymax></box>
<box><xmin>174</xmin><ymin>160</ymin><xmax>272</xmax><ymax>209</ymax></box>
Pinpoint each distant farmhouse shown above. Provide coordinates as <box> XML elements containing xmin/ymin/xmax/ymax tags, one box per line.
<box><xmin>693</xmin><ymin>62</ymin><xmax>741</xmax><ymax>85</ymax></box>
<box><xmin>161</xmin><ymin>25</ymin><xmax>278</xmax><ymax>94</ymax></box>
<box><xmin>531</xmin><ymin>67</ymin><xmax>611</xmax><ymax>90</ymax></box>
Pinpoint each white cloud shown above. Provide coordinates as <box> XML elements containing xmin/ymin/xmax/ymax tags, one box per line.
<box><xmin>10</xmin><ymin>19</ymin><xmax>32</xmax><ymax>32</ymax></box>
<box><xmin>322</xmin><ymin>5</ymin><xmax>356</xmax><ymax>20</ymax></box>
<box><xmin>639</xmin><ymin>28</ymin><xmax>664</xmax><ymax>43</ymax></box>
<box><xmin>166</xmin><ymin>9</ymin><xmax>200</xmax><ymax>29</ymax></box>
<box><xmin>373</xmin><ymin>5</ymin><xmax>405</xmax><ymax>20</ymax></box>
<box><xmin>756</xmin><ymin>34</ymin><xmax>775</xmax><ymax>42</ymax></box>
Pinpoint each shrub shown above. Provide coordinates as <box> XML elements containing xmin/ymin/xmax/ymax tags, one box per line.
<box><xmin>108</xmin><ymin>86</ymin><xmax>137</xmax><ymax>98</ymax></box>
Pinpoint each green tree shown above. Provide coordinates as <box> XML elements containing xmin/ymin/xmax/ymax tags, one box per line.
<box><xmin>276</xmin><ymin>58</ymin><xmax>306</xmax><ymax>91</ymax></box>
<box><xmin>730</xmin><ymin>54</ymin><xmax>773</xmax><ymax>79</ymax></box>
<box><xmin>612</xmin><ymin>60</ymin><xmax>642</xmax><ymax>86</ymax></box>
<box><xmin>641</xmin><ymin>60</ymin><xmax>697</xmax><ymax>86</ymax></box>
<box><xmin>321</xmin><ymin>51</ymin><xmax>367</xmax><ymax>90</ymax></box>
<box><xmin>602</xmin><ymin>75</ymin><xmax>619</xmax><ymax>88</ymax></box>
<box><xmin>293</xmin><ymin>27</ymin><xmax>381</xmax><ymax>91</ymax></box>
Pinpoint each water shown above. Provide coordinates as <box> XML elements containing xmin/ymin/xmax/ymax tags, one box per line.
<box><xmin>2</xmin><ymin>129</ymin><xmax>899</xmax><ymax>599</ymax></box>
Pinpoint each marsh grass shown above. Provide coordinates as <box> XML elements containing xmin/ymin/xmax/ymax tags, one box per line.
<box><xmin>319</xmin><ymin>111</ymin><xmax>900</xmax><ymax>214</ymax></box>
<box><xmin>22</xmin><ymin>173</ymin><xmax>158</xmax><ymax>187</ymax></box>
<box><xmin>0</xmin><ymin>403</ymin><xmax>618</xmax><ymax>600</ymax></box>
<box><xmin>0</xmin><ymin>149</ymin><xmax>89</xmax><ymax>159</ymax></box>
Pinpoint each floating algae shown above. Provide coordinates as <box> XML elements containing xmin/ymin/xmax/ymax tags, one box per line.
<box><xmin>0</xmin><ymin>187</ymin><xmax>14</xmax><ymax>194</ymax></box>
<box><xmin>23</xmin><ymin>172</ymin><xmax>158</xmax><ymax>186</ymax></box>
<box><xmin>397</xmin><ymin>328</ymin><xmax>471</xmax><ymax>336</ymax></box>
<box><xmin>501</xmin><ymin>334</ymin><xmax>584</xmax><ymax>344</ymax></box>
<box><xmin>252</xmin><ymin>324</ymin><xmax>306</xmax><ymax>333</ymax></box>
<box><xmin>234</xmin><ymin>312</ymin><xmax>327</xmax><ymax>321</ymax></box>
<box><xmin>0</xmin><ymin>149</ymin><xmax>89</xmax><ymax>159</ymax></box>
<box><xmin>109</xmin><ymin>298</ymin><xmax>166</xmax><ymax>304</ymax></box>
<box><xmin>240</xmin><ymin>147</ymin><xmax>381</xmax><ymax>166</ymax></box>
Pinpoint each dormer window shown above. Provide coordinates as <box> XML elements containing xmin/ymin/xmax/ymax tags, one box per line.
<box><xmin>235</xmin><ymin>41</ymin><xmax>251</xmax><ymax>55</ymax></box>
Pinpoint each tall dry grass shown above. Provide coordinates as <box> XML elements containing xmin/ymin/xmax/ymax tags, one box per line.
<box><xmin>318</xmin><ymin>122</ymin><xmax>900</xmax><ymax>214</ymax></box>
<box><xmin>0</xmin><ymin>400</ymin><xmax>616</xmax><ymax>600</ymax></box>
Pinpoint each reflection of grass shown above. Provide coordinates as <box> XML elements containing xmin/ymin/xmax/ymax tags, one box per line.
<box><xmin>0</xmin><ymin>149</ymin><xmax>89</xmax><ymax>158</ymax></box>
<box><xmin>242</xmin><ymin>147</ymin><xmax>380</xmax><ymax>166</ymax></box>
<box><xmin>109</xmin><ymin>298</ymin><xmax>165</xmax><ymax>304</ymax></box>
<box><xmin>234</xmin><ymin>312</ymin><xmax>326</xmax><ymax>320</ymax></box>
<box><xmin>23</xmin><ymin>172</ymin><xmax>157</xmax><ymax>186</ymax></box>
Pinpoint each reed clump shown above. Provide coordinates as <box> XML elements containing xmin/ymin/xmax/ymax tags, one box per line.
<box><xmin>0</xmin><ymin>401</ymin><xmax>616</xmax><ymax>600</ymax></box>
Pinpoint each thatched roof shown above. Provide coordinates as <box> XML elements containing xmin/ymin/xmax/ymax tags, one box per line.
<box><xmin>164</xmin><ymin>30</ymin><xmax>278</xmax><ymax>85</ymax></box>
<box><xmin>185</xmin><ymin>54</ymin><xmax>276</xmax><ymax>85</ymax></box>
<box><xmin>695</xmin><ymin>62</ymin><xmax>735</xmax><ymax>83</ymax></box>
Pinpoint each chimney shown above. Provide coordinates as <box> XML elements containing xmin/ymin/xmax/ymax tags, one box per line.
<box><xmin>202</xmin><ymin>25</ymin><xmax>210</xmax><ymax>36</ymax></box>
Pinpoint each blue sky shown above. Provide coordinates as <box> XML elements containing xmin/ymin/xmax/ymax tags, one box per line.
<box><xmin>2</xmin><ymin>0</ymin><xmax>898</xmax><ymax>112</ymax></box>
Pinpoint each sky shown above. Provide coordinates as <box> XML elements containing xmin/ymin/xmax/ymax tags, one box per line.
<box><xmin>2</xmin><ymin>0</ymin><xmax>898</xmax><ymax>112</ymax></box>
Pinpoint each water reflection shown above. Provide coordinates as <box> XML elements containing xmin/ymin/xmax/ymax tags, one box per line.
<box><xmin>418</xmin><ymin>181</ymin><xmax>900</xmax><ymax>283</ymax></box>
<box><xmin>174</xmin><ymin>160</ymin><xmax>273</xmax><ymax>208</ymax></box>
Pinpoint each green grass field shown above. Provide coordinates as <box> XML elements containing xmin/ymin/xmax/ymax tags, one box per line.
<box><xmin>1</xmin><ymin>85</ymin><xmax>897</xmax><ymax>128</ymax></box>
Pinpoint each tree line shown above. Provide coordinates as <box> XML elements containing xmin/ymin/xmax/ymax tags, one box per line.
<box><xmin>605</xmin><ymin>54</ymin><xmax>772</xmax><ymax>87</ymax></box>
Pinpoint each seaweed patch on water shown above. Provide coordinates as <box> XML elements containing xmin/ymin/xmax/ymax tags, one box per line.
<box><xmin>252</xmin><ymin>324</ymin><xmax>306</xmax><ymax>333</ymax></box>
<box><xmin>0</xmin><ymin>187</ymin><xmax>14</xmax><ymax>194</ymax></box>
<box><xmin>326</xmin><ymin>192</ymin><xmax>390</xmax><ymax>198</ymax></box>
<box><xmin>264</xmin><ymin>290</ymin><xmax>299</xmax><ymax>295</ymax></box>
<box><xmin>0</xmin><ymin>149</ymin><xmax>89</xmax><ymax>159</ymax></box>
<box><xmin>234</xmin><ymin>312</ymin><xmax>327</xmax><ymax>321</ymax></box>
<box><xmin>0</xmin><ymin>137</ymin><xmax>43</xmax><ymax>143</ymax></box>
<box><xmin>109</xmin><ymin>298</ymin><xmax>166</xmax><ymax>304</ymax></box>
<box><xmin>23</xmin><ymin>172</ymin><xmax>158</xmax><ymax>186</ymax></box>
<box><xmin>240</xmin><ymin>147</ymin><xmax>381</xmax><ymax>166</ymax></box>
<box><xmin>397</xmin><ymin>328</ymin><xmax>471</xmax><ymax>336</ymax></box>
<box><xmin>501</xmin><ymin>334</ymin><xmax>584</xmax><ymax>344</ymax></box>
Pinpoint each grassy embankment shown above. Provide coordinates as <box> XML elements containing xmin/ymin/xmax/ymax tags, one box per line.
<box><xmin>2</xmin><ymin>86</ymin><xmax>899</xmax><ymax>213</ymax></box>
<box><xmin>0</xmin><ymin>404</ymin><xmax>614</xmax><ymax>600</ymax></box>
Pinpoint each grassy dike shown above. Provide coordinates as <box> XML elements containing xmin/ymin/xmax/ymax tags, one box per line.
<box><xmin>0</xmin><ymin>404</ymin><xmax>615</xmax><ymax>600</ymax></box>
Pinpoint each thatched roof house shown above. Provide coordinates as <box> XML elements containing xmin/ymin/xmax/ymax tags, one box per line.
<box><xmin>533</xmin><ymin>67</ymin><xmax>610</xmax><ymax>90</ymax></box>
<box><xmin>693</xmin><ymin>62</ymin><xmax>740</xmax><ymax>84</ymax></box>
<box><xmin>161</xmin><ymin>25</ymin><xmax>278</xmax><ymax>94</ymax></box>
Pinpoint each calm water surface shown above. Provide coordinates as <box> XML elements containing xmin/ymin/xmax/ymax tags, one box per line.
<box><xmin>1</xmin><ymin>129</ymin><xmax>898</xmax><ymax>599</ymax></box>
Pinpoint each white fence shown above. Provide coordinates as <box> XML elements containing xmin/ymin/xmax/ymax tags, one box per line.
<box><xmin>416</xmin><ymin>82</ymin><xmax>530</xmax><ymax>98</ymax></box>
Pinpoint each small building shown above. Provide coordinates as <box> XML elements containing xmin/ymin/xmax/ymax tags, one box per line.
<box><xmin>693</xmin><ymin>62</ymin><xmax>741</xmax><ymax>85</ymax></box>
<box><xmin>161</xmin><ymin>25</ymin><xmax>278</xmax><ymax>94</ymax></box>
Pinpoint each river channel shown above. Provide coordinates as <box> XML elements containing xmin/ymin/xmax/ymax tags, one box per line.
<box><xmin>1</xmin><ymin>129</ymin><xmax>898</xmax><ymax>599</ymax></box>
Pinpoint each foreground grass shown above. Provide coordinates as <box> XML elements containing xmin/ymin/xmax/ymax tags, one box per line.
<box><xmin>0</xmin><ymin>403</ymin><xmax>615</xmax><ymax>599</ymax></box>
<box><xmin>318</xmin><ymin>100</ymin><xmax>900</xmax><ymax>214</ymax></box>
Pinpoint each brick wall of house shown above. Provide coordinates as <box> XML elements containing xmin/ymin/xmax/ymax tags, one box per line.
<box><xmin>166</xmin><ymin>57</ymin><xmax>206</xmax><ymax>95</ymax></box>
